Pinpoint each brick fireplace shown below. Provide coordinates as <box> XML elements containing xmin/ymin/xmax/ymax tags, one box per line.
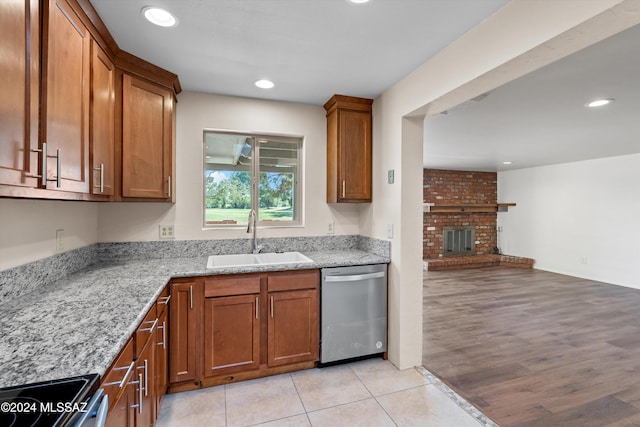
<box><xmin>423</xmin><ymin>168</ymin><xmax>533</xmax><ymax>270</ymax></box>
<box><xmin>423</xmin><ymin>169</ymin><xmax>497</xmax><ymax>259</ymax></box>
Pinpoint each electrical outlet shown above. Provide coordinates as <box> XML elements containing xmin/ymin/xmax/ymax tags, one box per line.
<box><xmin>56</xmin><ymin>229</ymin><xmax>64</xmax><ymax>251</ymax></box>
<box><xmin>327</xmin><ymin>222</ymin><xmax>335</xmax><ymax>235</ymax></box>
<box><xmin>386</xmin><ymin>223</ymin><xmax>394</xmax><ymax>239</ymax></box>
<box><xmin>159</xmin><ymin>224</ymin><xmax>175</xmax><ymax>240</ymax></box>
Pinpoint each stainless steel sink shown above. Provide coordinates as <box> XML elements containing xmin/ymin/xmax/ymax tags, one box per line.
<box><xmin>206</xmin><ymin>252</ymin><xmax>313</xmax><ymax>269</ymax></box>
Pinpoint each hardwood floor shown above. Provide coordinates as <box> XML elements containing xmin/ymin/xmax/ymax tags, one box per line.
<box><xmin>423</xmin><ymin>267</ymin><xmax>640</xmax><ymax>427</ymax></box>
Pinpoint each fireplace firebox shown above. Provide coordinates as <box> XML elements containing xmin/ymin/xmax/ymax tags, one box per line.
<box><xmin>443</xmin><ymin>226</ymin><xmax>476</xmax><ymax>257</ymax></box>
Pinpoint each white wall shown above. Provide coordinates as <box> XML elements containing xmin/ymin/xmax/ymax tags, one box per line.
<box><xmin>98</xmin><ymin>92</ymin><xmax>362</xmax><ymax>242</ymax></box>
<box><xmin>363</xmin><ymin>0</ymin><xmax>634</xmax><ymax>370</ymax></box>
<box><xmin>498</xmin><ymin>154</ymin><xmax>640</xmax><ymax>289</ymax></box>
<box><xmin>0</xmin><ymin>199</ymin><xmax>98</xmax><ymax>270</ymax></box>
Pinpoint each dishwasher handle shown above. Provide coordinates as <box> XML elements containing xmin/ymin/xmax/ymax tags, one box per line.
<box><xmin>324</xmin><ymin>271</ymin><xmax>386</xmax><ymax>282</ymax></box>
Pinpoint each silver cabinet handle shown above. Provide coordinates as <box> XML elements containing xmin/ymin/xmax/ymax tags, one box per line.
<box><xmin>324</xmin><ymin>271</ymin><xmax>386</xmax><ymax>282</ymax></box>
<box><xmin>167</xmin><ymin>175</ymin><xmax>171</xmax><ymax>198</ymax></box>
<box><xmin>157</xmin><ymin>321</ymin><xmax>166</xmax><ymax>349</ymax></box>
<box><xmin>270</xmin><ymin>295</ymin><xmax>274</xmax><ymax>318</ymax></box>
<box><xmin>189</xmin><ymin>285</ymin><xmax>193</xmax><ymax>309</ymax></box>
<box><xmin>159</xmin><ymin>295</ymin><xmax>171</xmax><ymax>305</ymax></box>
<box><xmin>53</xmin><ymin>148</ymin><xmax>61</xmax><ymax>187</ymax></box>
<box><xmin>139</xmin><ymin>318</ymin><xmax>158</xmax><ymax>333</ymax></box>
<box><xmin>29</xmin><ymin>143</ymin><xmax>47</xmax><ymax>185</ymax></box>
<box><xmin>144</xmin><ymin>359</ymin><xmax>149</xmax><ymax>396</ymax></box>
<box><xmin>130</xmin><ymin>373</ymin><xmax>143</xmax><ymax>414</ymax></box>
<box><xmin>255</xmin><ymin>296</ymin><xmax>259</xmax><ymax>319</ymax></box>
<box><xmin>94</xmin><ymin>163</ymin><xmax>104</xmax><ymax>193</ymax></box>
<box><xmin>103</xmin><ymin>360</ymin><xmax>135</xmax><ymax>389</ymax></box>
<box><xmin>342</xmin><ymin>180</ymin><xmax>346</xmax><ymax>198</ymax></box>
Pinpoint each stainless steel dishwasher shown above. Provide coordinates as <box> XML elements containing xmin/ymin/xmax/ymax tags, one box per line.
<box><xmin>320</xmin><ymin>264</ymin><xmax>387</xmax><ymax>365</ymax></box>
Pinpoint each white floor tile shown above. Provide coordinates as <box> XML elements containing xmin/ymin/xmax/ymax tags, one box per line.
<box><xmin>376</xmin><ymin>384</ymin><xmax>482</xmax><ymax>427</ymax></box>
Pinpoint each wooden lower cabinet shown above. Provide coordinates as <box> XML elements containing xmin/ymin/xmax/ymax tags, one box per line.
<box><xmin>168</xmin><ymin>270</ymin><xmax>319</xmax><ymax>392</ymax></box>
<box><xmin>103</xmin><ymin>289</ymin><xmax>168</xmax><ymax>427</ymax></box>
<box><xmin>168</xmin><ymin>278</ymin><xmax>201</xmax><ymax>387</ymax></box>
<box><xmin>155</xmin><ymin>293</ymin><xmax>169</xmax><ymax>419</ymax></box>
<box><xmin>268</xmin><ymin>289</ymin><xmax>319</xmax><ymax>367</ymax></box>
<box><xmin>135</xmin><ymin>330</ymin><xmax>156</xmax><ymax>427</ymax></box>
<box><xmin>204</xmin><ymin>294</ymin><xmax>260</xmax><ymax>377</ymax></box>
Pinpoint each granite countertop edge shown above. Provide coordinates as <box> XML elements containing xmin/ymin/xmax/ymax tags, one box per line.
<box><xmin>0</xmin><ymin>249</ymin><xmax>389</xmax><ymax>389</ymax></box>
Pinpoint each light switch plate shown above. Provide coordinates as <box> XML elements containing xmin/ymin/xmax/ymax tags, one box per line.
<box><xmin>55</xmin><ymin>229</ymin><xmax>64</xmax><ymax>251</ymax></box>
<box><xmin>386</xmin><ymin>223</ymin><xmax>394</xmax><ymax>239</ymax></box>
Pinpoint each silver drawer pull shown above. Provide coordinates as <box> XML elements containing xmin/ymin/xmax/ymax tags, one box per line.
<box><xmin>103</xmin><ymin>361</ymin><xmax>135</xmax><ymax>389</ymax></box>
<box><xmin>157</xmin><ymin>321</ymin><xmax>166</xmax><ymax>349</ymax></box>
<box><xmin>139</xmin><ymin>318</ymin><xmax>158</xmax><ymax>333</ymax></box>
<box><xmin>324</xmin><ymin>272</ymin><xmax>386</xmax><ymax>282</ymax></box>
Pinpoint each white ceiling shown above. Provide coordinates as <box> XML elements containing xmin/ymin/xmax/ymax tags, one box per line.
<box><xmin>423</xmin><ymin>22</ymin><xmax>640</xmax><ymax>172</ymax></box>
<box><xmin>91</xmin><ymin>0</ymin><xmax>639</xmax><ymax>173</ymax></box>
<box><xmin>91</xmin><ymin>0</ymin><xmax>508</xmax><ymax>105</ymax></box>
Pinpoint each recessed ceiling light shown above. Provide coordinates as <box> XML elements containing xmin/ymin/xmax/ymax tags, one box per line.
<box><xmin>586</xmin><ymin>98</ymin><xmax>614</xmax><ymax>108</ymax></box>
<box><xmin>347</xmin><ymin>0</ymin><xmax>371</xmax><ymax>4</ymax></box>
<box><xmin>142</xmin><ymin>6</ymin><xmax>177</xmax><ymax>27</ymax></box>
<box><xmin>255</xmin><ymin>79</ymin><xmax>275</xmax><ymax>89</ymax></box>
<box><xmin>503</xmin><ymin>161</ymin><xmax>512</xmax><ymax>165</ymax></box>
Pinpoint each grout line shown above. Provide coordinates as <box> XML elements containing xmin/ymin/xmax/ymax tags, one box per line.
<box><xmin>418</xmin><ymin>366</ymin><xmax>499</xmax><ymax>427</ymax></box>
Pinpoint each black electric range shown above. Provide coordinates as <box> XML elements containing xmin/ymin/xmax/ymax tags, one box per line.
<box><xmin>0</xmin><ymin>374</ymin><xmax>99</xmax><ymax>427</ymax></box>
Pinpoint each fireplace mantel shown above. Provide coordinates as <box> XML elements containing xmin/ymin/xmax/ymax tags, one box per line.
<box><xmin>423</xmin><ymin>203</ymin><xmax>516</xmax><ymax>213</ymax></box>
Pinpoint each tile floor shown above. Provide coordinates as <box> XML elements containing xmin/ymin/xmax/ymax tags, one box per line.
<box><xmin>156</xmin><ymin>358</ymin><xmax>491</xmax><ymax>427</ymax></box>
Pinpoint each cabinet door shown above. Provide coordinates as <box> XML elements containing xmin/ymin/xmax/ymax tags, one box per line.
<box><xmin>41</xmin><ymin>0</ymin><xmax>90</xmax><ymax>193</ymax></box>
<box><xmin>155</xmin><ymin>305</ymin><xmax>168</xmax><ymax>418</ymax></box>
<box><xmin>204</xmin><ymin>294</ymin><xmax>260</xmax><ymax>377</ymax></box>
<box><xmin>169</xmin><ymin>280</ymin><xmax>200</xmax><ymax>384</ymax></box>
<box><xmin>268</xmin><ymin>289</ymin><xmax>319</xmax><ymax>367</ymax></box>
<box><xmin>0</xmin><ymin>0</ymin><xmax>39</xmax><ymax>187</ymax></box>
<box><xmin>105</xmin><ymin>383</ymin><xmax>135</xmax><ymax>427</ymax></box>
<box><xmin>122</xmin><ymin>74</ymin><xmax>173</xmax><ymax>199</ymax></box>
<box><xmin>338</xmin><ymin>109</ymin><xmax>371</xmax><ymax>202</ymax></box>
<box><xmin>90</xmin><ymin>40</ymin><xmax>115</xmax><ymax>196</ymax></box>
<box><xmin>134</xmin><ymin>334</ymin><xmax>156</xmax><ymax>427</ymax></box>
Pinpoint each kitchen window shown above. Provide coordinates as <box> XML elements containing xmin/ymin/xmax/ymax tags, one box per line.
<box><xmin>203</xmin><ymin>130</ymin><xmax>302</xmax><ymax>227</ymax></box>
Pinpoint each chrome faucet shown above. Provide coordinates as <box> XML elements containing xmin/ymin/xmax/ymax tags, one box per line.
<box><xmin>247</xmin><ymin>209</ymin><xmax>263</xmax><ymax>254</ymax></box>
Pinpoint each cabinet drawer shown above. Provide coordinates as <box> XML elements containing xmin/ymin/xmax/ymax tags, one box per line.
<box><xmin>135</xmin><ymin>304</ymin><xmax>158</xmax><ymax>357</ymax></box>
<box><xmin>156</xmin><ymin>286</ymin><xmax>170</xmax><ymax>316</ymax></box>
<box><xmin>205</xmin><ymin>275</ymin><xmax>261</xmax><ymax>297</ymax></box>
<box><xmin>267</xmin><ymin>270</ymin><xmax>319</xmax><ymax>292</ymax></box>
<box><xmin>101</xmin><ymin>337</ymin><xmax>135</xmax><ymax>412</ymax></box>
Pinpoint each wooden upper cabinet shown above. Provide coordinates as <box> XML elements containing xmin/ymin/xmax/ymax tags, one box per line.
<box><xmin>41</xmin><ymin>0</ymin><xmax>91</xmax><ymax>193</ymax></box>
<box><xmin>324</xmin><ymin>95</ymin><xmax>373</xmax><ymax>203</ymax></box>
<box><xmin>90</xmin><ymin>39</ymin><xmax>115</xmax><ymax>196</ymax></box>
<box><xmin>0</xmin><ymin>0</ymin><xmax>39</xmax><ymax>188</ymax></box>
<box><xmin>121</xmin><ymin>74</ymin><xmax>174</xmax><ymax>200</ymax></box>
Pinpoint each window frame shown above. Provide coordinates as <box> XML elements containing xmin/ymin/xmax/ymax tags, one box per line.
<box><xmin>202</xmin><ymin>129</ymin><xmax>304</xmax><ymax>229</ymax></box>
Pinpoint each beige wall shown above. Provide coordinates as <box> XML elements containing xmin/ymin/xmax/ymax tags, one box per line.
<box><xmin>0</xmin><ymin>199</ymin><xmax>98</xmax><ymax>270</ymax></box>
<box><xmin>97</xmin><ymin>92</ymin><xmax>363</xmax><ymax>242</ymax></box>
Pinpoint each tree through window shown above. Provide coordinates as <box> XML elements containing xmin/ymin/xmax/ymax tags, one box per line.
<box><xmin>203</xmin><ymin>131</ymin><xmax>302</xmax><ymax>226</ymax></box>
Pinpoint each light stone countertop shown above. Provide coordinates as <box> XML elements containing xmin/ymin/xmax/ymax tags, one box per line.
<box><xmin>0</xmin><ymin>250</ymin><xmax>388</xmax><ymax>389</ymax></box>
